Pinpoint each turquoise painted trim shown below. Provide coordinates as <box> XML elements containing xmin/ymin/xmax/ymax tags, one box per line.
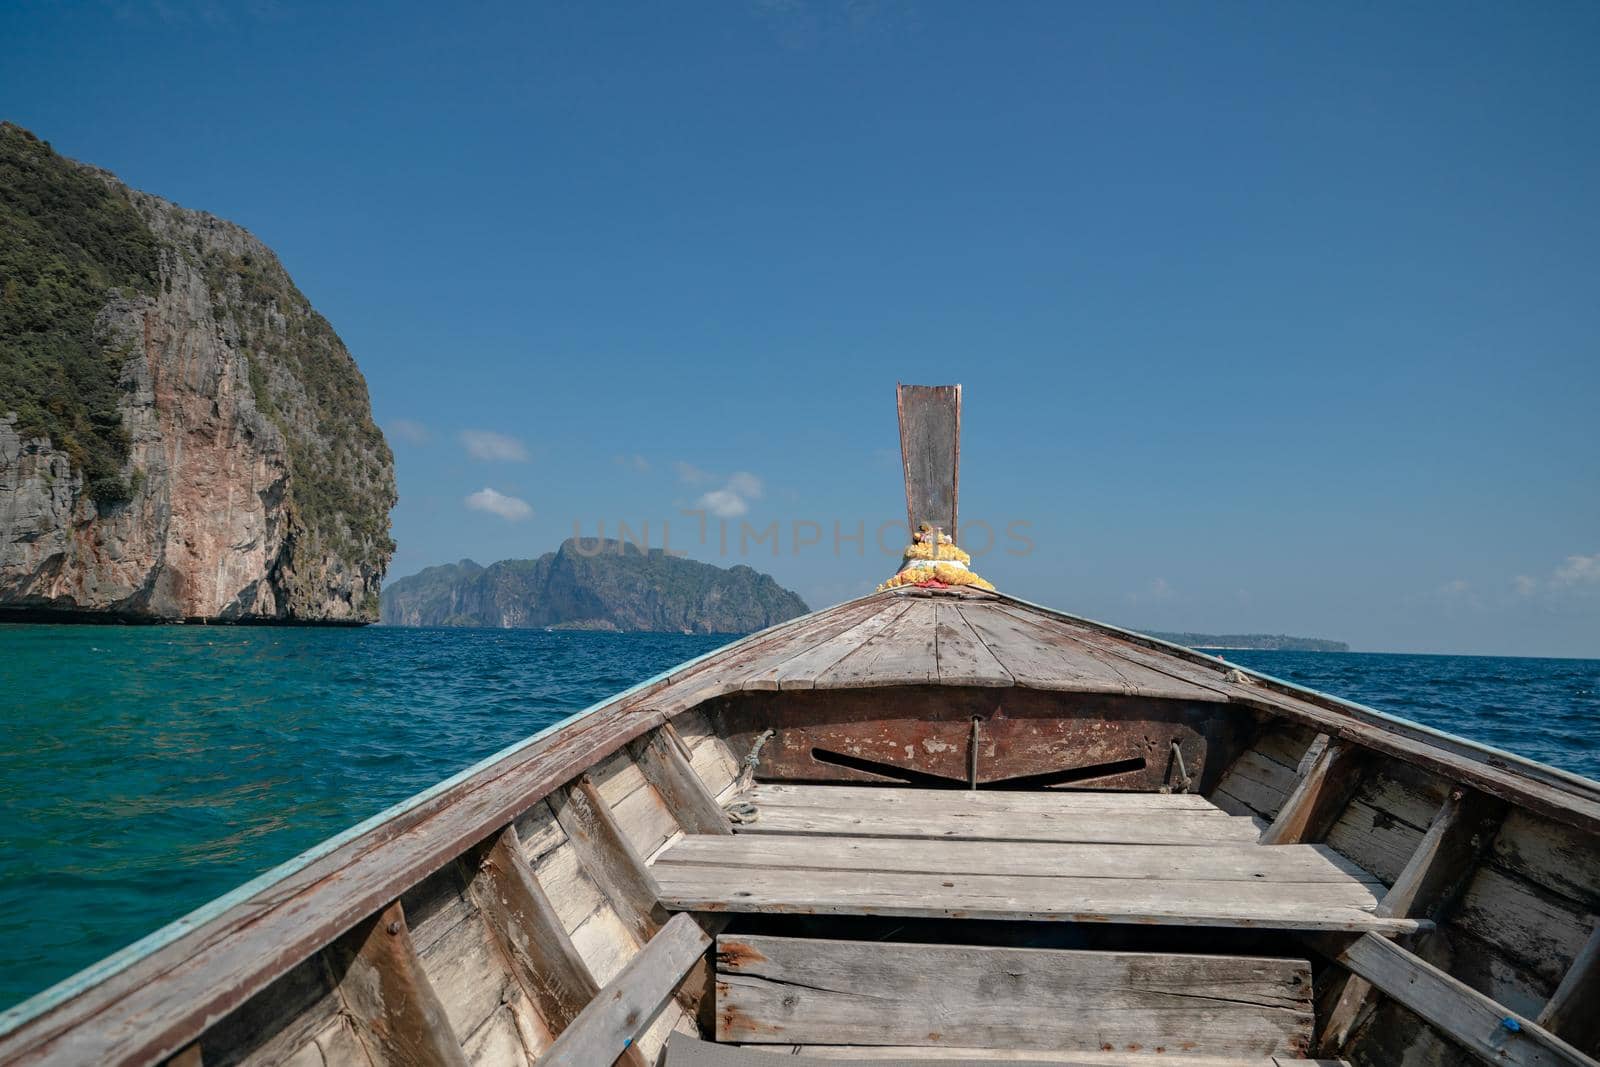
<box><xmin>996</xmin><ymin>591</ymin><xmax>1600</xmax><ymax>793</ymax></box>
<box><xmin>0</xmin><ymin>604</ymin><xmax>839</xmax><ymax>1038</ymax></box>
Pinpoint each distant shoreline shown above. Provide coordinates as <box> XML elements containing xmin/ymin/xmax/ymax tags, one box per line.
<box><xmin>1146</xmin><ymin>631</ymin><xmax>1350</xmax><ymax>653</ymax></box>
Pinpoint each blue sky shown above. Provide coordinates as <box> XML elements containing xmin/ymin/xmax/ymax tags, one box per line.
<box><xmin>5</xmin><ymin>1</ymin><xmax>1597</xmax><ymax>656</ymax></box>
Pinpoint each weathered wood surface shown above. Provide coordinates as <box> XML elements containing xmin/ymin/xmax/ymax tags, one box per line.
<box><xmin>1380</xmin><ymin>787</ymin><xmax>1506</xmax><ymax>921</ymax></box>
<box><xmin>747</xmin><ymin>602</ymin><xmax>914</xmax><ymax>690</ymax></box>
<box><xmin>1318</xmin><ymin>787</ymin><xmax>1508</xmax><ymax>1054</ymax></box>
<box><xmin>715</xmin><ymin>934</ymin><xmax>1313</xmax><ymax>1056</ymax></box>
<box><xmin>1261</xmin><ymin>738</ymin><xmax>1370</xmax><ymax>845</ymax></box>
<box><xmin>669</xmin><ymin>1036</ymin><xmax>1341</xmax><ymax>1064</ymax></box>
<box><xmin>1539</xmin><ymin>925</ymin><xmax>1600</xmax><ymax>1055</ymax></box>
<box><xmin>955</xmin><ymin>602</ymin><xmax>1227</xmax><ymax>701</ymax></box>
<box><xmin>324</xmin><ymin>901</ymin><xmax>467</xmax><ymax>1067</ymax></box>
<box><xmin>660</xmin><ymin>833</ymin><xmax>1381</xmax><ymax>885</ymax></box>
<box><xmin>821</xmin><ymin>598</ymin><xmax>940</xmax><ymax>688</ymax></box>
<box><xmin>658</xmin><ymin>866</ymin><xmax>1413</xmax><ymax>932</ymax></box>
<box><xmin>897</xmin><ymin>382</ymin><xmax>961</xmax><ymax>536</ymax></box>
<box><xmin>458</xmin><ymin>826</ymin><xmax>650</xmax><ymax>1066</ymax></box>
<box><xmin>1316</xmin><ymin>933</ymin><xmax>1596</xmax><ymax>1067</ymax></box>
<box><xmin>536</xmin><ymin>912</ymin><xmax>710</xmax><ymax>1067</ymax></box>
<box><xmin>633</xmin><ymin>726</ymin><xmax>730</xmax><ymax>837</ymax></box>
<box><xmin>750</xmin><ymin>783</ymin><xmax>1229</xmax><ymax>814</ymax></box>
<box><xmin>738</xmin><ymin>804</ymin><xmax>1263</xmax><ymax>845</ymax></box>
<box><xmin>934</xmin><ymin>601</ymin><xmax>1015</xmax><ymax>687</ymax></box>
<box><xmin>550</xmin><ymin>775</ymin><xmax>664</xmax><ymax>944</ymax></box>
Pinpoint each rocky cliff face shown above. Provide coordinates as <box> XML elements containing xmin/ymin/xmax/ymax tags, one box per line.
<box><xmin>381</xmin><ymin>539</ymin><xmax>810</xmax><ymax>633</ymax></box>
<box><xmin>0</xmin><ymin>124</ymin><xmax>395</xmax><ymax>621</ymax></box>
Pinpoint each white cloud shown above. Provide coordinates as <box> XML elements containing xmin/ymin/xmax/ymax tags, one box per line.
<box><xmin>465</xmin><ymin>487</ymin><xmax>532</xmax><ymax>521</ymax></box>
<box><xmin>460</xmin><ymin>430</ymin><xmax>529</xmax><ymax>462</ymax></box>
<box><xmin>1553</xmin><ymin>554</ymin><xmax>1600</xmax><ymax>588</ymax></box>
<box><xmin>1513</xmin><ymin>553</ymin><xmax>1600</xmax><ymax>599</ymax></box>
<box><xmin>726</xmin><ymin>471</ymin><xmax>763</xmax><ymax>499</ymax></box>
<box><xmin>691</xmin><ymin>470</ymin><xmax>764</xmax><ymax>518</ymax></box>
<box><xmin>697</xmin><ymin>488</ymin><xmax>750</xmax><ymax>518</ymax></box>
<box><xmin>675</xmin><ymin>460</ymin><xmax>713</xmax><ymax>485</ymax></box>
<box><xmin>386</xmin><ymin>418</ymin><xmax>431</xmax><ymax>445</ymax></box>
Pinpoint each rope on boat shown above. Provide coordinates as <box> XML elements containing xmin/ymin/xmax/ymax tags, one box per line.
<box><xmin>724</xmin><ymin>728</ymin><xmax>776</xmax><ymax>824</ymax></box>
<box><xmin>1170</xmin><ymin>741</ymin><xmax>1192</xmax><ymax>794</ymax></box>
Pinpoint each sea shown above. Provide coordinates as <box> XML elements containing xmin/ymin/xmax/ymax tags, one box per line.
<box><xmin>0</xmin><ymin>624</ymin><xmax>1595</xmax><ymax>1014</ymax></box>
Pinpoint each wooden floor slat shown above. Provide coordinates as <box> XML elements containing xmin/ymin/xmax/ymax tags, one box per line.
<box><xmin>655</xmin><ymin>864</ymin><xmax>1412</xmax><ymax>933</ymax></box>
<box><xmin>739</xmin><ymin>804</ymin><xmax>1263</xmax><ymax>845</ymax></box>
<box><xmin>714</xmin><ymin>935</ymin><xmax>1313</xmax><ymax>1056</ymax></box>
<box><xmin>750</xmin><ymin>783</ymin><xmax>1230</xmax><ymax>813</ymax></box>
<box><xmin>661</xmin><ymin>834</ymin><xmax>1383</xmax><ymax>885</ymax></box>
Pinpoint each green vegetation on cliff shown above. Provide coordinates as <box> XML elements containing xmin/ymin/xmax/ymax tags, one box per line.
<box><xmin>0</xmin><ymin>123</ymin><xmax>159</xmax><ymax>505</ymax></box>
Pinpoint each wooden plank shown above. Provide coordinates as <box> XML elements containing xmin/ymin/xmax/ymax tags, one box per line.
<box><xmin>1318</xmin><ymin>787</ymin><xmax>1508</xmax><ymax>1054</ymax></box>
<box><xmin>728</xmin><ymin>1045</ymin><xmax>1294</xmax><ymax>1064</ymax></box>
<box><xmin>536</xmin><ymin>913</ymin><xmax>710</xmax><ymax>1067</ymax></box>
<box><xmin>728</xmin><ymin>599</ymin><xmax>891</xmax><ymax>693</ymax></box>
<box><xmin>737</xmin><ymin>802</ymin><xmax>1264</xmax><ymax>845</ymax></box>
<box><xmin>458</xmin><ymin>825</ymin><xmax>650</xmax><ymax>1066</ymax></box>
<box><xmin>934</xmin><ymin>601</ymin><xmax>1014</xmax><ymax>686</ymax></box>
<box><xmin>1538</xmin><ymin>925</ymin><xmax>1600</xmax><ymax>1054</ymax></box>
<box><xmin>661</xmin><ymin>833</ymin><xmax>1382</xmax><ymax>885</ymax></box>
<box><xmin>962</xmin><ymin>602</ymin><xmax>1225</xmax><ymax>701</ymax></box>
<box><xmin>730</xmin><ymin>1048</ymin><xmax>1292</xmax><ymax>1065</ymax></box>
<box><xmin>323</xmin><ymin>901</ymin><xmax>467</xmax><ymax>1067</ymax></box>
<box><xmin>897</xmin><ymin>382</ymin><xmax>961</xmax><ymax>536</ymax></box>
<box><xmin>750</xmin><ymin>782</ymin><xmax>1228</xmax><ymax>813</ymax></box>
<box><xmin>818</xmin><ymin>597</ymin><xmax>939</xmax><ymax>688</ymax></box>
<box><xmin>1261</xmin><ymin>738</ymin><xmax>1370</xmax><ymax>845</ymax></box>
<box><xmin>658</xmin><ymin>865</ymin><xmax>1416</xmax><ymax>933</ymax></box>
<box><xmin>1380</xmin><ymin>787</ymin><xmax>1507</xmax><ymax>921</ymax></box>
<box><xmin>633</xmin><ymin>725</ymin><xmax>731</xmax><ymax>836</ymax></box>
<box><xmin>550</xmin><ymin>774</ymin><xmax>664</xmax><ymax>944</ymax></box>
<box><xmin>756</xmin><ymin>601</ymin><xmax>914</xmax><ymax>690</ymax></box>
<box><xmin>715</xmin><ymin>934</ymin><xmax>1312</xmax><ymax>1056</ymax></box>
<box><xmin>1315</xmin><ymin>932</ymin><xmax>1595</xmax><ymax>1067</ymax></box>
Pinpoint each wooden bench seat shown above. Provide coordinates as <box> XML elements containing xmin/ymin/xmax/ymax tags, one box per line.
<box><xmin>707</xmin><ymin>935</ymin><xmax>1314</xmax><ymax>1059</ymax></box>
<box><xmin>739</xmin><ymin>784</ymin><xmax>1265</xmax><ymax>845</ymax></box>
<box><xmin>655</xmin><ymin>788</ymin><xmax>1413</xmax><ymax>934</ymax></box>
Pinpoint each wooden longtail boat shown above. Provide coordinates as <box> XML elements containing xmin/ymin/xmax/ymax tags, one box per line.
<box><xmin>2</xmin><ymin>386</ymin><xmax>1598</xmax><ymax>1067</ymax></box>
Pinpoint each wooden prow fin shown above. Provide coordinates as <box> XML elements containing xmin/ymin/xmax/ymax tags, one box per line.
<box><xmin>897</xmin><ymin>382</ymin><xmax>961</xmax><ymax>539</ymax></box>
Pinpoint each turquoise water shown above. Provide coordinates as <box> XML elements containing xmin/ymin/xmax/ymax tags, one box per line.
<box><xmin>0</xmin><ymin>626</ymin><xmax>1596</xmax><ymax>1013</ymax></box>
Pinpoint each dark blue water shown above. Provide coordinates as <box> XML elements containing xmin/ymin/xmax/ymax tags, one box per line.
<box><xmin>0</xmin><ymin>627</ymin><xmax>1595</xmax><ymax>1014</ymax></box>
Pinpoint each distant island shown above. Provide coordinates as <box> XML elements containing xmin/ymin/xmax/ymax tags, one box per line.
<box><xmin>381</xmin><ymin>538</ymin><xmax>809</xmax><ymax>633</ymax></box>
<box><xmin>1146</xmin><ymin>632</ymin><xmax>1350</xmax><ymax>652</ymax></box>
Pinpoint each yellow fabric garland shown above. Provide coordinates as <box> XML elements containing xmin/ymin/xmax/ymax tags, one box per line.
<box><xmin>876</xmin><ymin>523</ymin><xmax>996</xmax><ymax>593</ymax></box>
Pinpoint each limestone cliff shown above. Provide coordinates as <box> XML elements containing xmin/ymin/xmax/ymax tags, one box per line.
<box><xmin>381</xmin><ymin>539</ymin><xmax>810</xmax><ymax>633</ymax></box>
<box><xmin>0</xmin><ymin>124</ymin><xmax>395</xmax><ymax>621</ymax></box>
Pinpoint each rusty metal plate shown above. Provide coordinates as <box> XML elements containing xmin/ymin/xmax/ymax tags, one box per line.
<box><xmin>708</xmin><ymin>687</ymin><xmax>1254</xmax><ymax>793</ymax></box>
